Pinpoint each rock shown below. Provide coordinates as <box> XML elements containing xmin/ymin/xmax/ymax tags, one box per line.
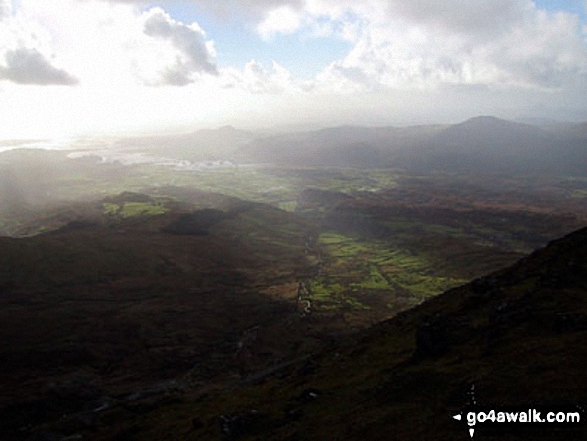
<box><xmin>297</xmin><ymin>388</ymin><xmax>320</xmax><ymax>403</ymax></box>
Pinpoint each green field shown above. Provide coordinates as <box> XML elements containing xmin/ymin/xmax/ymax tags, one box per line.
<box><xmin>301</xmin><ymin>232</ymin><xmax>467</xmax><ymax>322</ymax></box>
<box><xmin>103</xmin><ymin>201</ymin><xmax>169</xmax><ymax>218</ymax></box>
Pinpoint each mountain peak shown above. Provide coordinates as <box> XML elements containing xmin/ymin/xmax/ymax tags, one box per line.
<box><xmin>458</xmin><ymin>115</ymin><xmax>514</xmax><ymax>127</ymax></box>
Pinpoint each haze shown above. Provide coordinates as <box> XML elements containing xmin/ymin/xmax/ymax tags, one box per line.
<box><xmin>1</xmin><ymin>0</ymin><xmax>587</xmax><ymax>140</ymax></box>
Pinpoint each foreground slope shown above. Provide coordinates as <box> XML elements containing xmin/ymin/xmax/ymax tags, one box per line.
<box><xmin>125</xmin><ymin>227</ymin><xmax>587</xmax><ymax>441</ymax></box>
<box><xmin>0</xmin><ymin>191</ymin><xmax>317</xmax><ymax>440</ymax></box>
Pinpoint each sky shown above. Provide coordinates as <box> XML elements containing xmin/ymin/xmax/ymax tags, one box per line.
<box><xmin>1</xmin><ymin>0</ymin><xmax>587</xmax><ymax>139</ymax></box>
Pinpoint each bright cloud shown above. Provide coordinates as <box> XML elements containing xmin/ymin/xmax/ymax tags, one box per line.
<box><xmin>77</xmin><ymin>0</ymin><xmax>587</xmax><ymax>92</ymax></box>
<box><xmin>0</xmin><ymin>0</ymin><xmax>228</xmax><ymax>138</ymax></box>
<box><xmin>257</xmin><ymin>5</ymin><xmax>303</xmax><ymax>40</ymax></box>
<box><xmin>222</xmin><ymin>59</ymin><xmax>295</xmax><ymax>94</ymax></box>
<box><xmin>312</xmin><ymin>2</ymin><xmax>587</xmax><ymax>93</ymax></box>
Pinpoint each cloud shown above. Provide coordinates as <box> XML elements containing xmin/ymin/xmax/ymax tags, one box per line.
<box><xmin>221</xmin><ymin>59</ymin><xmax>294</xmax><ymax>94</ymax></box>
<box><xmin>93</xmin><ymin>0</ymin><xmax>305</xmax><ymax>17</ymax></box>
<box><xmin>487</xmin><ymin>10</ymin><xmax>587</xmax><ymax>88</ymax></box>
<box><xmin>306</xmin><ymin>0</ymin><xmax>587</xmax><ymax>93</ymax></box>
<box><xmin>13</xmin><ymin>2</ymin><xmax>587</xmax><ymax>92</ymax></box>
<box><xmin>4</xmin><ymin>2</ymin><xmax>218</xmax><ymax>88</ymax></box>
<box><xmin>257</xmin><ymin>5</ymin><xmax>303</xmax><ymax>39</ymax></box>
<box><xmin>0</xmin><ymin>48</ymin><xmax>79</xmax><ymax>85</ymax></box>
<box><xmin>0</xmin><ymin>1</ymin><xmax>80</xmax><ymax>86</ymax></box>
<box><xmin>237</xmin><ymin>0</ymin><xmax>587</xmax><ymax>92</ymax></box>
<box><xmin>2</xmin><ymin>0</ymin><xmax>587</xmax><ymax>139</ymax></box>
<box><xmin>0</xmin><ymin>0</ymin><xmax>11</xmax><ymax>20</ymax></box>
<box><xmin>141</xmin><ymin>7</ymin><xmax>217</xmax><ymax>85</ymax></box>
<box><xmin>384</xmin><ymin>0</ymin><xmax>531</xmax><ymax>39</ymax></box>
<box><xmin>196</xmin><ymin>0</ymin><xmax>306</xmax><ymax>22</ymax></box>
<box><xmin>75</xmin><ymin>1</ymin><xmax>587</xmax><ymax>98</ymax></box>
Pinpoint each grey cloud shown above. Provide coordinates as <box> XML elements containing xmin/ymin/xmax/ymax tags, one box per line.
<box><xmin>94</xmin><ymin>0</ymin><xmax>524</xmax><ymax>30</ymax></box>
<box><xmin>492</xmin><ymin>46</ymin><xmax>587</xmax><ymax>89</ymax></box>
<box><xmin>143</xmin><ymin>8</ymin><xmax>217</xmax><ymax>85</ymax></box>
<box><xmin>342</xmin><ymin>1</ymin><xmax>587</xmax><ymax>90</ymax></box>
<box><xmin>160</xmin><ymin>65</ymin><xmax>194</xmax><ymax>86</ymax></box>
<box><xmin>193</xmin><ymin>0</ymin><xmax>304</xmax><ymax>18</ymax></box>
<box><xmin>385</xmin><ymin>0</ymin><xmax>529</xmax><ymax>39</ymax></box>
<box><xmin>92</xmin><ymin>0</ymin><xmax>304</xmax><ymax>20</ymax></box>
<box><xmin>93</xmin><ymin>1</ymin><xmax>302</xmax><ymax>9</ymax></box>
<box><xmin>0</xmin><ymin>48</ymin><xmax>79</xmax><ymax>85</ymax></box>
<box><xmin>331</xmin><ymin>64</ymin><xmax>374</xmax><ymax>87</ymax></box>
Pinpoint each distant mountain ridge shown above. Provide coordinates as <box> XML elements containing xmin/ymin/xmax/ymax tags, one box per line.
<box><xmin>105</xmin><ymin>116</ymin><xmax>587</xmax><ymax>175</ymax></box>
<box><xmin>242</xmin><ymin>116</ymin><xmax>587</xmax><ymax>176</ymax></box>
<box><xmin>434</xmin><ymin>116</ymin><xmax>549</xmax><ymax>153</ymax></box>
<box><xmin>117</xmin><ymin>125</ymin><xmax>259</xmax><ymax>161</ymax></box>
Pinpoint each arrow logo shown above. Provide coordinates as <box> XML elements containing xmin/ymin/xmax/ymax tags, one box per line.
<box><xmin>453</xmin><ymin>413</ymin><xmax>474</xmax><ymax>437</ymax></box>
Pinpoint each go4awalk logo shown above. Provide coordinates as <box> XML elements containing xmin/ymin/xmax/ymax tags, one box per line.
<box><xmin>453</xmin><ymin>408</ymin><xmax>582</xmax><ymax>438</ymax></box>
<box><xmin>451</xmin><ymin>386</ymin><xmax>585</xmax><ymax>438</ymax></box>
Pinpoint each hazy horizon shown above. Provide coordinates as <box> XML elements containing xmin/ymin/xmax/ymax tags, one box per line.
<box><xmin>1</xmin><ymin>1</ymin><xmax>587</xmax><ymax>140</ymax></box>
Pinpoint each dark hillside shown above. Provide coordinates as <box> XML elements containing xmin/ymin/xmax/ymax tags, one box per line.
<box><xmin>152</xmin><ymin>227</ymin><xmax>587</xmax><ymax>441</ymax></box>
<box><xmin>0</xmin><ymin>192</ymin><xmax>317</xmax><ymax>440</ymax></box>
